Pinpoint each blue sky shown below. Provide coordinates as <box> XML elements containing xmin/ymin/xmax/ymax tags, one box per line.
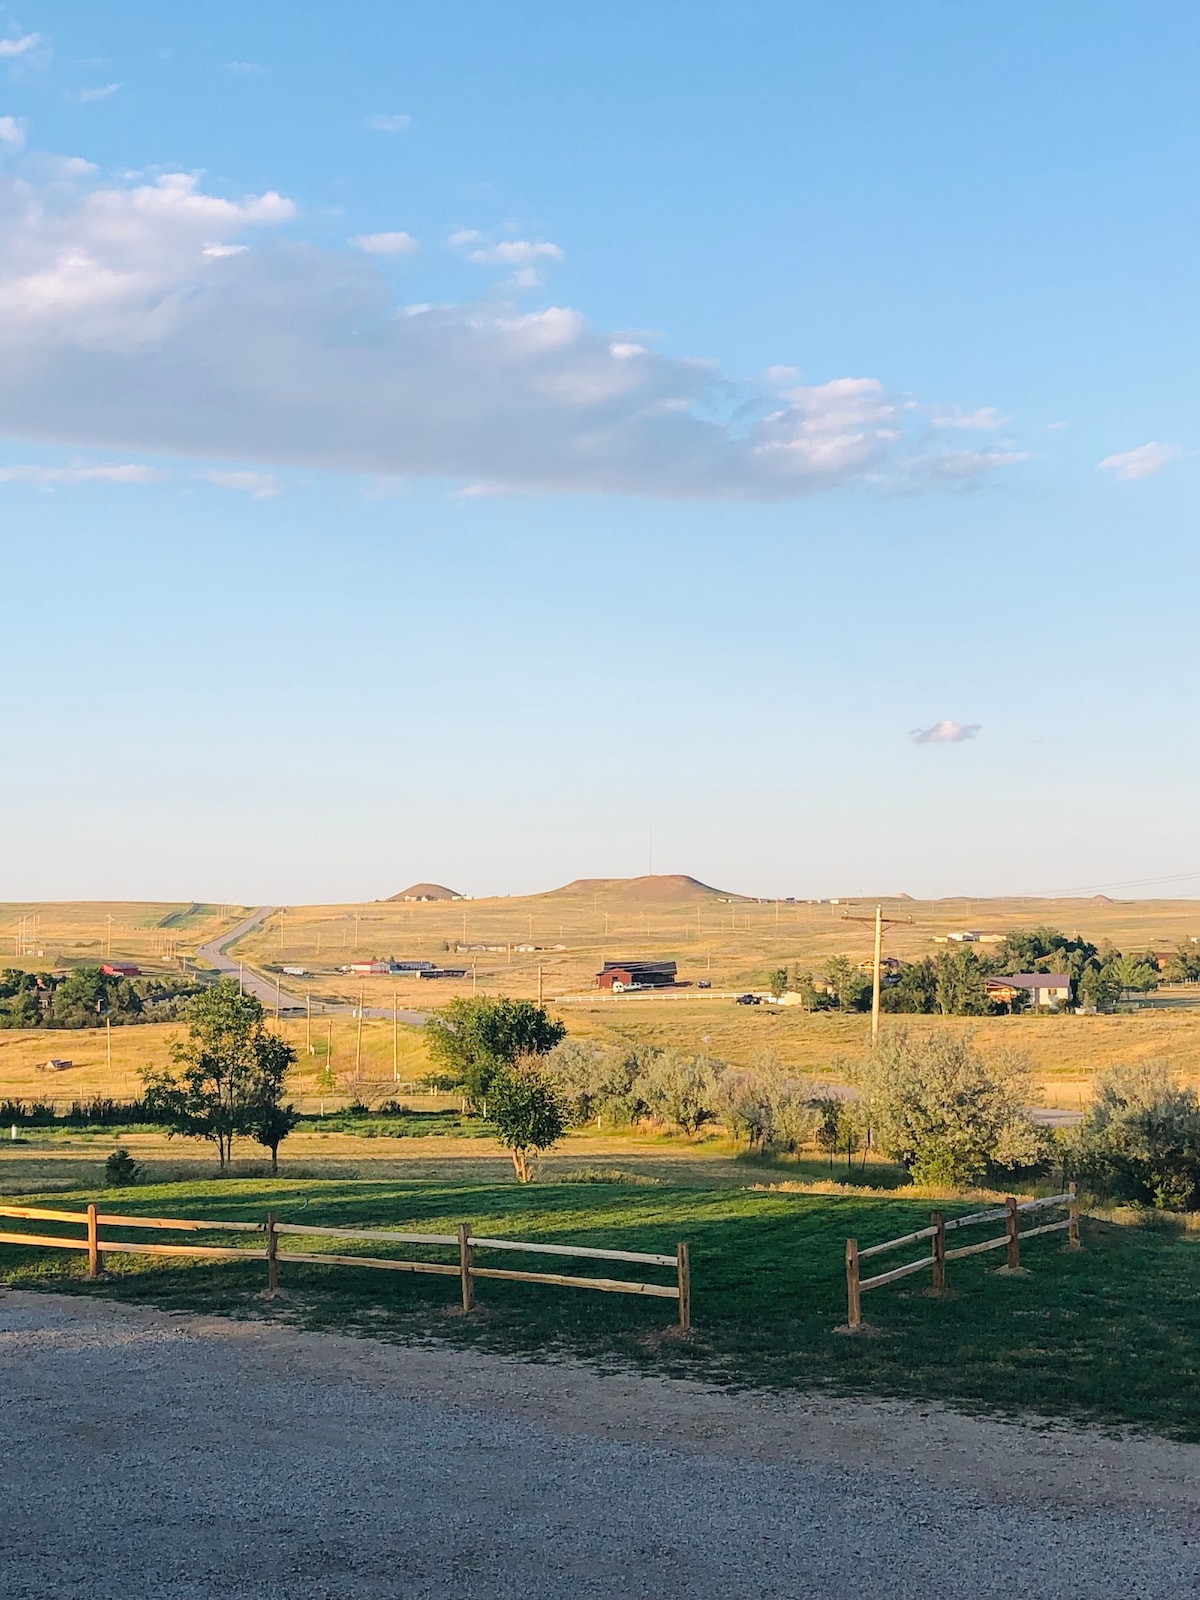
<box><xmin>1</xmin><ymin>2</ymin><xmax>1197</xmax><ymax>903</ymax></box>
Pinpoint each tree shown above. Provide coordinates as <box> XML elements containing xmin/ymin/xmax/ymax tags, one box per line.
<box><xmin>487</xmin><ymin>1065</ymin><xmax>567</xmax><ymax>1181</ymax></box>
<box><xmin>934</xmin><ymin>949</ymin><xmax>995</xmax><ymax>1016</ymax></box>
<box><xmin>140</xmin><ymin>981</ymin><xmax>298</xmax><ymax>1170</ymax></box>
<box><xmin>1073</xmin><ymin>1062</ymin><xmax>1200</xmax><ymax>1209</ymax></box>
<box><xmin>825</xmin><ymin>957</ymin><xmax>871</xmax><ymax>1013</ymax></box>
<box><xmin>766</xmin><ymin>967</ymin><xmax>789</xmax><ymax>1001</ymax></box>
<box><xmin>855</xmin><ymin>1030</ymin><xmax>1046</xmax><ymax>1188</ymax></box>
<box><xmin>1164</xmin><ymin>943</ymin><xmax>1200</xmax><ymax>984</ymax></box>
<box><xmin>426</xmin><ymin>996</ymin><xmax>566</xmax><ymax>1104</ymax></box>
<box><xmin>639</xmin><ymin>1049</ymin><xmax>722</xmax><ymax>1135</ymax></box>
<box><xmin>880</xmin><ymin>957</ymin><xmax>939</xmax><ymax>1014</ymax></box>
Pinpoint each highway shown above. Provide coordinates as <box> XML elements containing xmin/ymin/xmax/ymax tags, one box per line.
<box><xmin>195</xmin><ymin>908</ymin><xmax>427</xmax><ymax>1025</ymax></box>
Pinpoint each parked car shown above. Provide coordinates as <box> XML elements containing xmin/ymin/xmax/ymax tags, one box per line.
<box><xmin>735</xmin><ymin>993</ymin><xmax>761</xmax><ymax>1006</ymax></box>
<box><xmin>697</xmin><ymin>979</ymin><xmax>711</xmax><ymax>989</ymax></box>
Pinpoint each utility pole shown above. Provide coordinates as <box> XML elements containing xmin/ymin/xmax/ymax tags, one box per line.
<box><xmin>306</xmin><ymin>992</ymin><xmax>312</xmax><ymax>1054</ymax></box>
<box><xmin>393</xmin><ymin>990</ymin><xmax>399</xmax><ymax>1082</ymax></box>
<box><xmin>106</xmin><ymin>914</ymin><xmax>113</xmax><ymax>959</ymax></box>
<box><xmin>106</xmin><ymin>1016</ymin><xmax>112</xmax><ymax>1075</ymax></box>
<box><xmin>841</xmin><ymin>904</ymin><xmax>914</xmax><ymax>1043</ymax></box>
<box><xmin>355</xmin><ymin>986</ymin><xmax>364</xmax><ymax>1079</ymax></box>
<box><xmin>275</xmin><ymin>972</ymin><xmax>282</xmax><ymax>1020</ymax></box>
<box><xmin>537</xmin><ymin>965</ymin><xmax>543</xmax><ymax>1007</ymax></box>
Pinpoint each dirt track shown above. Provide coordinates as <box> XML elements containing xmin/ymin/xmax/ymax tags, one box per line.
<box><xmin>2</xmin><ymin>1291</ymin><xmax>1198</xmax><ymax>1598</ymax></box>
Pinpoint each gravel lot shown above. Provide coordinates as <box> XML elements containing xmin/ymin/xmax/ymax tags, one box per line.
<box><xmin>2</xmin><ymin>1291</ymin><xmax>1198</xmax><ymax>1599</ymax></box>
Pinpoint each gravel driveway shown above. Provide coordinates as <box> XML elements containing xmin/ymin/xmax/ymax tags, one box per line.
<box><xmin>2</xmin><ymin>1292</ymin><xmax>1198</xmax><ymax>1599</ymax></box>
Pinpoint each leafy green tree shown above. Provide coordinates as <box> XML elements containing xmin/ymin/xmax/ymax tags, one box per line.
<box><xmin>934</xmin><ymin>948</ymin><xmax>995</xmax><ymax>1016</ymax></box>
<box><xmin>1164</xmin><ymin>944</ymin><xmax>1200</xmax><ymax>984</ymax></box>
<box><xmin>855</xmin><ymin>1030</ymin><xmax>1046</xmax><ymax>1188</ymax></box>
<box><xmin>639</xmin><ymin>1049</ymin><xmax>722</xmax><ymax>1134</ymax></box>
<box><xmin>1073</xmin><ymin>1062</ymin><xmax>1200</xmax><ymax>1209</ymax></box>
<box><xmin>880</xmin><ymin>957</ymin><xmax>939</xmax><ymax>1014</ymax></box>
<box><xmin>825</xmin><ymin>956</ymin><xmax>872</xmax><ymax>1013</ymax></box>
<box><xmin>426</xmin><ymin>996</ymin><xmax>566</xmax><ymax>1104</ymax></box>
<box><xmin>486</xmin><ymin>1066</ymin><xmax>567</xmax><ymax>1181</ymax></box>
<box><xmin>793</xmin><ymin>970</ymin><xmax>831</xmax><ymax>1012</ymax></box>
<box><xmin>766</xmin><ymin>967</ymin><xmax>789</xmax><ymax>1001</ymax></box>
<box><xmin>140</xmin><ymin>981</ymin><xmax>297</xmax><ymax>1170</ymax></box>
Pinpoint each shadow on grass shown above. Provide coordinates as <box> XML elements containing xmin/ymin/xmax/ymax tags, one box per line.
<box><xmin>3</xmin><ymin>1177</ymin><xmax>1199</xmax><ymax>1440</ymax></box>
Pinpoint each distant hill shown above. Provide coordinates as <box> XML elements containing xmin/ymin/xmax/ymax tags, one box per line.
<box><xmin>548</xmin><ymin>874</ymin><xmax>752</xmax><ymax>904</ymax></box>
<box><xmin>387</xmin><ymin>883</ymin><xmax>464</xmax><ymax>902</ymax></box>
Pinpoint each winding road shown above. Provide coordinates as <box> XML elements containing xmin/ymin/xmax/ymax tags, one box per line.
<box><xmin>196</xmin><ymin>908</ymin><xmax>427</xmax><ymax>1026</ymax></box>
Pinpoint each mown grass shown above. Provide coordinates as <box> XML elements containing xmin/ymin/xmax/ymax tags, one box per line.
<box><xmin>3</xmin><ymin>1177</ymin><xmax>1199</xmax><ymax>1439</ymax></box>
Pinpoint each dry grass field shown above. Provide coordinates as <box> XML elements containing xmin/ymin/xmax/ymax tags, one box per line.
<box><xmin>3</xmin><ymin>879</ymin><xmax>1200</xmax><ymax>1117</ymax></box>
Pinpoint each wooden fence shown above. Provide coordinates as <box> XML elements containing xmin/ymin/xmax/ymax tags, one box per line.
<box><xmin>0</xmin><ymin>1204</ymin><xmax>690</xmax><ymax>1330</ymax></box>
<box><xmin>843</xmin><ymin>1185</ymin><xmax>1081</xmax><ymax>1330</ymax></box>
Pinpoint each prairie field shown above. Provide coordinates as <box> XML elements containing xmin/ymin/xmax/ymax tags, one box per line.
<box><xmin>3</xmin><ymin>881</ymin><xmax>1200</xmax><ymax>1115</ymax></box>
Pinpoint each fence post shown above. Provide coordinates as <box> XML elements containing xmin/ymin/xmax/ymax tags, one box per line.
<box><xmin>458</xmin><ymin>1222</ymin><xmax>475</xmax><ymax>1313</ymax></box>
<box><xmin>676</xmin><ymin>1242</ymin><xmax>691</xmax><ymax>1331</ymax></box>
<box><xmin>86</xmin><ymin>1202</ymin><xmax>102</xmax><ymax>1280</ymax></box>
<box><xmin>1005</xmin><ymin>1195</ymin><xmax>1020</xmax><ymax>1270</ymax></box>
<box><xmin>266</xmin><ymin>1211</ymin><xmax>279</xmax><ymax>1293</ymax></box>
<box><xmin>845</xmin><ymin>1238</ymin><xmax>861</xmax><ymax>1329</ymax></box>
<box><xmin>931</xmin><ymin>1210</ymin><xmax>946</xmax><ymax>1292</ymax></box>
<box><xmin>1067</xmin><ymin>1181</ymin><xmax>1081</xmax><ymax>1249</ymax></box>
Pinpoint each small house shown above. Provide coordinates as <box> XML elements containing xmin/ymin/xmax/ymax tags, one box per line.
<box><xmin>102</xmin><ymin>963</ymin><xmax>140</xmax><ymax>978</ymax></box>
<box><xmin>985</xmin><ymin>973</ymin><xmax>1072</xmax><ymax>1009</ymax></box>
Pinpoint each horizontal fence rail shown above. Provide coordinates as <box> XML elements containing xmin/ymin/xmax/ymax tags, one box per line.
<box><xmin>0</xmin><ymin>1204</ymin><xmax>690</xmax><ymax>1329</ymax></box>
<box><xmin>843</xmin><ymin>1186</ymin><xmax>1081</xmax><ymax>1330</ymax></box>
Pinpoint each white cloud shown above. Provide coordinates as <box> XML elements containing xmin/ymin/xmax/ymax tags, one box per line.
<box><xmin>0</xmin><ymin>154</ymin><xmax>1020</xmax><ymax>500</ymax></box>
<box><xmin>226</xmin><ymin>61</ymin><xmax>268</xmax><ymax>76</ymax></box>
<box><xmin>1097</xmin><ymin>441</ymin><xmax>1183</xmax><ymax>481</ymax></box>
<box><xmin>0</xmin><ymin>34</ymin><xmax>43</xmax><ymax>59</ymax></box>
<box><xmin>74</xmin><ymin>84</ymin><xmax>120</xmax><ymax>104</ymax></box>
<box><xmin>206</xmin><ymin>469</ymin><xmax>282</xmax><ymax>498</ymax></box>
<box><xmin>0</xmin><ymin>115</ymin><xmax>24</xmax><ymax>149</ymax></box>
<box><xmin>368</xmin><ymin>113</ymin><xmax>411</xmax><ymax>132</ymax></box>
<box><xmin>0</xmin><ymin>461</ymin><xmax>165</xmax><ymax>484</ymax></box>
<box><xmin>350</xmin><ymin>230</ymin><xmax>417</xmax><ymax>256</ymax></box>
<box><xmin>910</xmin><ymin>720</ymin><xmax>982</xmax><ymax>745</ymax></box>
<box><xmin>928</xmin><ymin>405</ymin><xmax>1006</xmax><ymax>431</ymax></box>
<box><xmin>450</xmin><ymin>231</ymin><xmax>565</xmax><ymax>286</ymax></box>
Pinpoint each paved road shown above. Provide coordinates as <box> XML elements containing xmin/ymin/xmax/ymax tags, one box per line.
<box><xmin>2</xmin><ymin>1293</ymin><xmax>1197</xmax><ymax>1600</ymax></box>
<box><xmin>195</xmin><ymin>908</ymin><xmax>427</xmax><ymax>1025</ymax></box>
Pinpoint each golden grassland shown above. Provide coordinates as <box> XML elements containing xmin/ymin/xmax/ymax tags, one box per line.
<box><xmin>229</xmin><ymin>883</ymin><xmax>1200</xmax><ymax>1011</ymax></box>
<box><xmin>2</xmin><ymin>884</ymin><xmax>1200</xmax><ymax>1115</ymax></box>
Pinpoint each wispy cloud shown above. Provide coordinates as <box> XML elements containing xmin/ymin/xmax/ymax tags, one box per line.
<box><xmin>928</xmin><ymin>405</ymin><xmax>1006</xmax><ymax>431</ymax></box>
<box><xmin>0</xmin><ymin>33</ymin><xmax>43</xmax><ymax>59</ymax></box>
<box><xmin>350</xmin><ymin>231</ymin><xmax>417</xmax><ymax>256</ymax></box>
<box><xmin>368</xmin><ymin>113</ymin><xmax>411</xmax><ymax>132</ymax></box>
<box><xmin>226</xmin><ymin>61</ymin><xmax>268</xmax><ymax>76</ymax></box>
<box><xmin>74</xmin><ymin>83</ymin><xmax>119</xmax><ymax>104</ymax></box>
<box><xmin>911</xmin><ymin>720</ymin><xmax>981</xmax><ymax>745</ymax></box>
<box><xmin>1097</xmin><ymin>441</ymin><xmax>1183</xmax><ymax>481</ymax></box>
<box><xmin>451</xmin><ymin>230</ymin><xmax>564</xmax><ymax>268</ymax></box>
<box><xmin>0</xmin><ymin>462</ymin><xmax>165</xmax><ymax>485</ymax></box>
<box><xmin>0</xmin><ymin>115</ymin><xmax>25</xmax><ymax>149</ymax></box>
<box><xmin>206</xmin><ymin>469</ymin><xmax>283</xmax><ymax>499</ymax></box>
<box><xmin>0</xmin><ymin>154</ymin><xmax>1022</xmax><ymax>501</ymax></box>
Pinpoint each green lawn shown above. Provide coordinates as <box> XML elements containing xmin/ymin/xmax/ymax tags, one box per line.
<box><xmin>3</xmin><ymin>1177</ymin><xmax>1198</xmax><ymax>1439</ymax></box>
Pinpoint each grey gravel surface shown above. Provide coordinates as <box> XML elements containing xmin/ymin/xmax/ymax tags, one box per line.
<box><xmin>1</xmin><ymin>1292</ymin><xmax>1197</xmax><ymax>1599</ymax></box>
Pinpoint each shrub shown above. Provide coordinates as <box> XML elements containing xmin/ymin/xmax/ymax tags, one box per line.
<box><xmin>1073</xmin><ymin>1062</ymin><xmax>1200</xmax><ymax>1209</ymax></box>
<box><xmin>104</xmin><ymin>1147</ymin><xmax>142</xmax><ymax>1186</ymax></box>
<box><xmin>855</xmin><ymin>1030</ymin><xmax>1048</xmax><ymax>1188</ymax></box>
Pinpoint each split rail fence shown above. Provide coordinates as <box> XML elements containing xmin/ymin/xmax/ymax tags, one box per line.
<box><xmin>843</xmin><ymin>1185</ymin><xmax>1080</xmax><ymax>1330</ymax></box>
<box><xmin>0</xmin><ymin>1204</ymin><xmax>690</xmax><ymax>1330</ymax></box>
